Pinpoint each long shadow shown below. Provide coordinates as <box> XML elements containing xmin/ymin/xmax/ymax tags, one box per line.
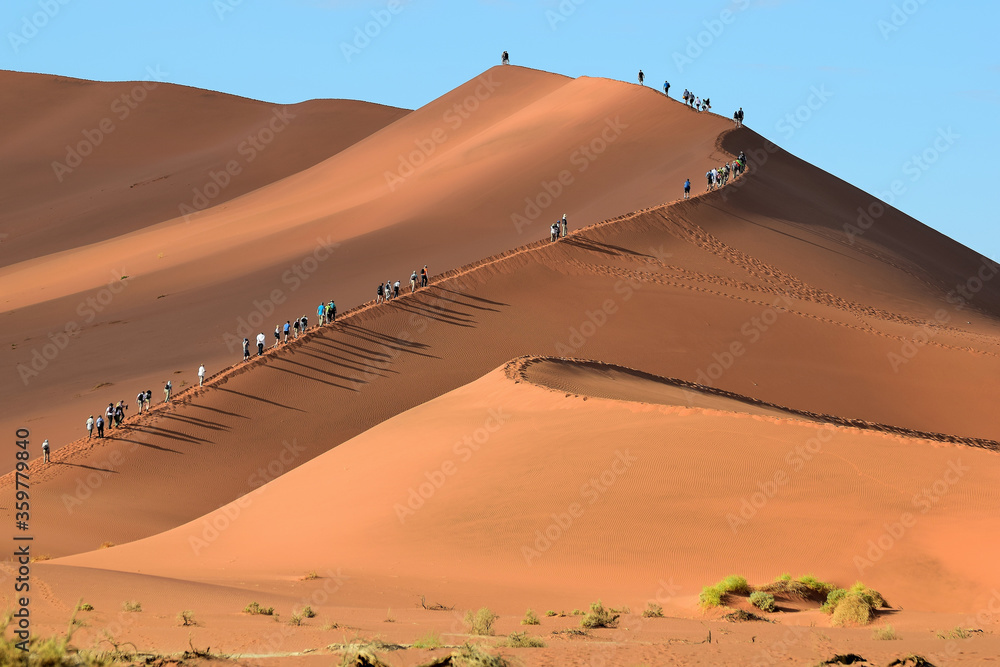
<box><xmin>338</xmin><ymin>324</ymin><xmax>440</xmax><ymax>359</ymax></box>
<box><xmin>560</xmin><ymin>236</ymin><xmax>655</xmax><ymax>258</ymax></box>
<box><xmin>273</xmin><ymin>354</ymin><xmax>367</xmax><ymax>384</ymax></box>
<box><xmin>304</xmin><ymin>343</ymin><xmax>397</xmax><ymax>375</ymax></box>
<box><xmin>189</xmin><ymin>404</ymin><xmax>250</xmax><ymax>420</ymax></box>
<box><xmin>296</xmin><ymin>347</ymin><xmax>392</xmax><ymax>378</ymax></box>
<box><xmin>407</xmin><ymin>294</ymin><xmax>478</xmax><ymax>319</ymax></box>
<box><xmin>56</xmin><ymin>462</ymin><xmax>118</xmax><ymax>473</ymax></box>
<box><xmin>315</xmin><ymin>334</ymin><xmax>391</xmax><ymax>361</ymax></box>
<box><xmin>129</xmin><ymin>425</ymin><xmax>212</xmax><ymax>445</ymax></box>
<box><xmin>161</xmin><ymin>413</ymin><xmax>231</xmax><ymax>432</ymax></box>
<box><xmin>264</xmin><ymin>363</ymin><xmax>358</xmax><ymax>391</ymax></box>
<box><xmin>217</xmin><ymin>386</ymin><xmax>306</xmax><ymax>412</ymax></box>
<box><xmin>392</xmin><ymin>300</ymin><xmax>476</xmax><ymax>328</ymax></box>
<box><xmin>104</xmin><ymin>436</ymin><xmax>181</xmax><ymax>454</ymax></box>
<box><xmin>432</xmin><ymin>286</ymin><xmax>508</xmax><ymax>308</ymax></box>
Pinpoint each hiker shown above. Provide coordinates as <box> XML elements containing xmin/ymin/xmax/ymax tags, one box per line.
<box><xmin>410</xmin><ymin>270</ymin><xmax>417</xmax><ymax>293</ymax></box>
<box><xmin>318</xmin><ymin>302</ymin><xmax>326</xmax><ymax>325</ymax></box>
<box><xmin>41</xmin><ymin>439</ymin><xmax>50</xmax><ymax>463</ymax></box>
<box><xmin>283</xmin><ymin>320</ymin><xmax>291</xmax><ymax>342</ymax></box>
<box><xmin>638</xmin><ymin>70</ymin><xmax>644</xmax><ymax>85</ymax></box>
<box><xmin>256</xmin><ymin>332</ymin><xmax>266</xmax><ymax>355</ymax></box>
<box><xmin>550</xmin><ymin>221</ymin><xmax>559</xmax><ymax>242</ymax></box>
<box><xmin>198</xmin><ymin>364</ymin><xmax>206</xmax><ymax>387</ymax></box>
<box><xmin>243</xmin><ymin>337</ymin><xmax>251</xmax><ymax>360</ymax></box>
<box><xmin>329</xmin><ymin>300</ymin><xmax>337</xmax><ymax>322</ymax></box>
<box><xmin>145</xmin><ymin>389</ymin><xmax>152</xmax><ymax>409</ymax></box>
<box><xmin>695</xmin><ymin>96</ymin><xmax>701</xmax><ymax>111</ymax></box>
<box><xmin>393</xmin><ymin>280</ymin><xmax>400</xmax><ymax>298</ymax></box>
<box><xmin>87</xmin><ymin>415</ymin><xmax>94</xmax><ymax>438</ymax></box>
<box><xmin>703</xmin><ymin>98</ymin><xmax>711</xmax><ymax>112</ymax></box>
<box><xmin>561</xmin><ymin>214</ymin><xmax>568</xmax><ymax>238</ymax></box>
<box><xmin>376</xmin><ymin>282</ymin><xmax>384</xmax><ymax>303</ymax></box>
<box><xmin>164</xmin><ymin>380</ymin><xmax>172</xmax><ymax>402</ymax></box>
<box><xmin>301</xmin><ymin>314</ymin><xmax>308</xmax><ymax>333</ymax></box>
<box><xmin>421</xmin><ymin>265</ymin><xmax>428</xmax><ymax>288</ymax></box>
<box><xmin>737</xmin><ymin>107</ymin><xmax>744</xmax><ymax>127</ymax></box>
<box><xmin>293</xmin><ymin>318</ymin><xmax>300</xmax><ymax>338</ymax></box>
<box><xmin>273</xmin><ymin>325</ymin><xmax>280</xmax><ymax>348</ymax></box>
<box><xmin>106</xmin><ymin>403</ymin><xmax>115</xmax><ymax>430</ymax></box>
<box><xmin>96</xmin><ymin>415</ymin><xmax>105</xmax><ymax>438</ymax></box>
<box><xmin>684</xmin><ymin>178</ymin><xmax>691</xmax><ymax>199</ymax></box>
<box><xmin>385</xmin><ymin>280</ymin><xmax>392</xmax><ymax>301</ymax></box>
<box><xmin>663</xmin><ymin>80</ymin><xmax>670</xmax><ymax>96</ymax></box>
<box><xmin>136</xmin><ymin>390</ymin><xmax>145</xmax><ymax>413</ymax></box>
<box><xmin>502</xmin><ymin>50</ymin><xmax>509</xmax><ymax>65</ymax></box>
<box><xmin>114</xmin><ymin>401</ymin><xmax>126</xmax><ymax>427</ymax></box>
<box><xmin>706</xmin><ymin>170</ymin><xmax>714</xmax><ymax>191</ymax></box>
<box><xmin>711</xmin><ymin>167</ymin><xmax>719</xmax><ymax>189</ymax></box>
<box><xmin>733</xmin><ymin>110</ymin><xmax>741</xmax><ymax>127</ymax></box>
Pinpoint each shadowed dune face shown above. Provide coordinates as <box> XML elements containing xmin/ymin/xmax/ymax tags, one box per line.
<box><xmin>0</xmin><ymin>69</ymin><xmax>410</xmax><ymax>265</ymax></box>
<box><xmin>57</xmin><ymin>358</ymin><xmax>1000</xmax><ymax>616</ymax></box>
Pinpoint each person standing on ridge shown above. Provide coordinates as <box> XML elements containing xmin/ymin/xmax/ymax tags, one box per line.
<box><xmin>256</xmin><ymin>331</ymin><xmax>266</xmax><ymax>355</ymax></box>
<box><xmin>421</xmin><ymin>265</ymin><xmax>428</xmax><ymax>288</ymax></box>
<box><xmin>137</xmin><ymin>390</ymin><xmax>145</xmax><ymax>413</ymax></box>
<box><xmin>502</xmin><ymin>51</ymin><xmax>509</xmax><ymax>65</ymax></box>
<box><xmin>145</xmin><ymin>389</ymin><xmax>152</xmax><ymax>409</ymax></box>
<box><xmin>385</xmin><ymin>280</ymin><xmax>392</xmax><ymax>301</ymax></box>
<box><xmin>243</xmin><ymin>337</ymin><xmax>251</xmax><ymax>361</ymax></box>
<box><xmin>663</xmin><ymin>80</ymin><xmax>670</xmax><ymax>96</ymax></box>
<box><xmin>274</xmin><ymin>325</ymin><xmax>280</xmax><ymax>348</ymax></box>
<box><xmin>96</xmin><ymin>414</ymin><xmax>104</xmax><ymax>438</ymax></box>
<box><xmin>164</xmin><ymin>380</ymin><xmax>172</xmax><ymax>402</ymax></box>
<box><xmin>198</xmin><ymin>364</ymin><xmax>206</xmax><ymax>387</ymax></box>
<box><xmin>561</xmin><ymin>214</ymin><xmax>568</xmax><ymax>237</ymax></box>
<box><xmin>638</xmin><ymin>70</ymin><xmax>644</xmax><ymax>85</ymax></box>
<box><xmin>393</xmin><ymin>280</ymin><xmax>400</xmax><ymax>299</ymax></box>
<box><xmin>293</xmin><ymin>318</ymin><xmax>300</xmax><ymax>339</ymax></box>
<box><xmin>87</xmin><ymin>415</ymin><xmax>94</xmax><ymax>438</ymax></box>
<box><xmin>41</xmin><ymin>439</ymin><xmax>50</xmax><ymax>463</ymax></box>
<box><xmin>301</xmin><ymin>314</ymin><xmax>308</xmax><ymax>333</ymax></box>
<box><xmin>376</xmin><ymin>282</ymin><xmax>384</xmax><ymax>303</ymax></box>
<box><xmin>329</xmin><ymin>300</ymin><xmax>337</xmax><ymax>322</ymax></box>
<box><xmin>684</xmin><ymin>178</ymin><xmax>691</xmax><ymax>199</ymax></box>
<box><xmin>318</xmin><ymin>302</ymin><xmax>326</xmax><ymax>325</ymax></box>
<box><xmin>410</xmin><ymin>270</ymin><xmax>417</xmax><ymax>294</ymax></box>
<box><xmin>550</xmin><ymin>221</ymin><xmax>559</xmax><ymax>242</ymax></box>
<box><xmin>283</xmin><ymin>320</ymin><xmax>291</xmax><ymax>342</ymax></box>
<box><xmin>106</xmin><ymin>403</ymin><xmax>115</xmax><ymax>430</ymax></box>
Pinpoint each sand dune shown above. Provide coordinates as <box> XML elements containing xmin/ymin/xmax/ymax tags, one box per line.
<box><xmin>57</xmin><ymin>357</ymin><xmax>1000</xmax><ymax>616</ymax></box>
<box><xmin>0</xmin><ymin>69</ymin><xmax>409</xmax><ymax>266</ymax></box>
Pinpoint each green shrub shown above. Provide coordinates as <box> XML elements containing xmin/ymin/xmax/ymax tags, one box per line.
<box><xmin>749</xmin><ymin>591</ymin><xmax>775</xmax><ymax>612</ymax></box>
<box><xmin>521</xmin><ymin>609</ymin><xmax>540</xmax><ymax>625</ymax></box>
<box><xmin>243</xmin><ymin>601</ymin><xmax>275</xmax><ymax>616</ymax></box>
<box><xmin>849</xmin><ymin>582</ymin><xmax>885</xmax><ymax>609</ymax></box>
<box><xmin>503</xmin><ymin>631</ymin><xmax>546</xmax><ymax>648</ymax></box>
<box><xmin>831</xmin><ymin>592</ymin><xmax>874</xmax><ymax>626</ymax></box>
<box><xmin>641</xmin><ymin>602</ymin><xmax>664</xmax><ymax>618</ymax></box>
<box><xmin>872</xmin><ymin>624</ymin><xmax>899</xmax><ymax>640</ymax></box>
<box><xmin>580</xmin><ymin>600</ymin><xmax>619</xmax><ymax>629</ymax></box>
<box><xmin>464</xmin><ymin>607</ymin><xmax>498</xmax><ymax>636</ymax></box>
<box><xmin>121</xmin><ymin>600</ymin><xmax>142</xmax><ymax>613</ymax></box>
<box><xmin>177</xmin><ymin>610</ymin><xmax>196</xmax><ymax>626</ymax></box>
<box><xmin>450</xmin><ymin>642</ymin><xmax>509</xmax><ymax>667</ymax></box>
<box><xmin>545</xmin><ymin>610</ymin><xmax>558</xmax><ymax>617</ymax></box>
<box><xmin>413</xmin><ymin>630</ymin><xmax>442</xmax><ymax>649</ymax></box>
<box><xmin>821</xmin><ymin>588</ymin><xmax>847</xmax><ymax>614</ymax></box>
<box><xmin>77</xmin><ymin>602</ymin><xmax>94</xmax><ymax>612</ymax></box>
<box><xmin>699</xmin><ymin>574</ymin><xmax>749</xmax><ymax>608</ymax></box>
<box><xmin>797</xmin><ymin>575</ymin><xmax>835</xmax><ymax>596</ymax></box>
<box><xmin>301</xmin><ymin>605</ymin><xmax>317</xmax><ymax>618</ymax></box>
<box><xmin>775</xmin><ymin>573</ymin><xmax>792</xmax><ymax>583</ymax></box>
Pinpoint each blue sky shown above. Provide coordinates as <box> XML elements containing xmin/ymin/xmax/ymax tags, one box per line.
<box><xmin>4</xmin><ymin>0</ymin><xmax>997</xmax><ymax>261</ymax></box>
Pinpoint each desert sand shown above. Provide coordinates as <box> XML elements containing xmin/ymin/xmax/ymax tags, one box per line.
<box><xmin>1</xmin><ymin>65</ymin><xmax>998</xmax><ymax>665</ymax></box>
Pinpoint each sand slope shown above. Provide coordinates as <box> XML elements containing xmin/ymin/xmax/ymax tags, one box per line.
<box><xmin>0</xmin><ymin>69</ymin><xmax>409</xmax><ymax>265</ymax></box>
<box><xmin>57</xmin><ymin>357</ymin><xmax>1000</xmax><ymax>616</ymax></box>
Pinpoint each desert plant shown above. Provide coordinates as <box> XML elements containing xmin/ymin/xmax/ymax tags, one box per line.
<box><xmin>0</xmin><ymin>609</ymin><xmax>116</xmax><ymax>666</ymax></box>
<box><xmin>302</xmin><ymin>571</ymin><xmax>320</xmax><ymax>580</ymax></box>
<box><xmin>464</xmin><ymin>607</ymin><xmax>498</xmax><ymax>636</ymax></box>
<box><xmin>642</xmin><ymin>602</ymin><xmax>664</xmax><ymax>618</ymax></box>
<box><xmin>121</xmin><ymin>600</ymin><xmax>142</xmax><ymax>612</ymax></box>
<box><xmin>301</xmin><ymin>605</ymin><xmax>317</xmax><ymax>618</ymax></box>
<box><xmin>521</xmin><ymin>609</ymin><xmax>540</xmax><ymax>625</ymax></box>
<box><xmin>412</xmin><ymin>630</ymin><xmax>442</xmax><ymax>649</ymax></box>
<box><xmin>849</xmin><ymin>581</ymin><xmax>885</xmax><ymax>609</ymax></box>
<box><xmin>831</xmin><ymin>592</ymin><xmax>874</xmax><ymax>626</ymax></box>
<box><xmin>502</xmin><ymin>631</ymin><xmax>546</xmax><ymax>648</ymax></box>
<box><xmin>99</xmin><ymin>541</ymin><xmax>115</xmax><ymax>549</ymax></box>
<box><xmin>936</xmin><ymin>626</ymin><xmax>972</xmax><ymax>640</ymax></box>
<box><xmin>77</xmin><ymin>602</ymin><xmax>94</xmax><ymax>612</ymax></box>
<box><xmin>580</xmin><ymin>600</ymin><xmax>619</xmax><ymax>629</ymax></box>
<box><xmin>384</xmin><ymin>608</ymin><xmax>395</xmax><ymax>623</ymax></box>
<box><xmin>775</xmin><ymin>573</ymin><xmax>792</xmax><ymax>582</ymax></box>
<box><xmin>821</xmin><ymin>588</ymin><xmax>847</xmax><ymax>614</ymax></box>
<box><xmin>571</xmin><ymin>608</ymin><xmax>583</xmax><ymax>616</ymax></box>
<box><xmin>450</xmin><ymin>642</ymin><xmax>509</xmax><ymax>667</ymax></box>
<box><xmin>243</xmin><ymin>601</ymin><xmax>275</xmax><ymax>616</ymax></box>
<box><xmin>872</xmin><ymin>624</ymin><xmax>899</xmax><ymax>640</ymax></box>
<box><xmin>545</xmin><ymin>610</ymin><xmax>558</xmax><ymax>617</ymax></box>
<box><xmin>699</xmin><ymin>574</ymin><xmax>749</xmax><ymax>608</ymax></box>
<box><xmin>289</xmin><ymin>613</ymin><xmax>303</xmax><ymax>626</ymax></box>
<box><xmin>749</xmin><ymin>591</ymin><xmax>775</xmax><ymax>612</ymax></box>
<box><xmin>177</xmin><ymin>610</ymin><xmax>196</xmax><ymax>626</ymax></box>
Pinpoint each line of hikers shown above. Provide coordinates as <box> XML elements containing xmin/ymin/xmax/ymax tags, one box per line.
<box><xmin>704</xmin><ymin>151</ymin><xmax>748</xmax><ymax>192</ymax></box>
<box><xmin>376</xmin><ymin>265</ymin><xmax>429</xmax><ymax>304</ymax></box>
<box><xmin>550</xmin><ymin>214</ymin><xmax>569</xmax><ymax>242</ymax></box>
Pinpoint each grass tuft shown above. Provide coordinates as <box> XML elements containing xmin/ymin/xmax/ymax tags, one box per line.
<box><xmin>464</xmin><ymin>607</ymin><xmax>498</xmax><ymax>636</ymax></box>
<box><xmin>749</xmin><ymin>591</ymin><xmax>775</xmax><ymax>612</ymax></box>
<box><xmin>580</xmin><ymin>600</ymin><xmax>619</xmax><ymax>629</ymax></box>
<box><xmin>521</xmin><ymin>609</ymin><xmax>540</xmax><ymax>625</ymax></box>
<box><xmin>641</xmin><ymin>602</ymin><xmax>664</xmax><ymax>618</ymax></box>
<box><xmin>243</xmin><ymin>601</ymin><xmax>275</xmax><ymax>616</ymax></box>
<box><xmin>177</xmin><ymin>610</ymin><xmax>196</xmax><ymax>626</ymax></box>
<box><xmin>699</xmin><ymin>574</ymin><xmax>749</xmax><ymax>608</ymax></box>
<box><xmin>121</xmin><ymin>600</ymin><xmax>142</xmax><ymax>613</ymax></box>
<box><xmin>412</xmin><ymin>630</ymin><xmax>442</xmax><ymax>649</ymax></box>
<box><xmin>872</xmin><ymin>624</ymin><xmax>899</xmax><ymax>640</ymax></box>
<box><xmin>502</xmin><ymin>631</ymin><xmax>546</xmax><ymax>648</ymax></box>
